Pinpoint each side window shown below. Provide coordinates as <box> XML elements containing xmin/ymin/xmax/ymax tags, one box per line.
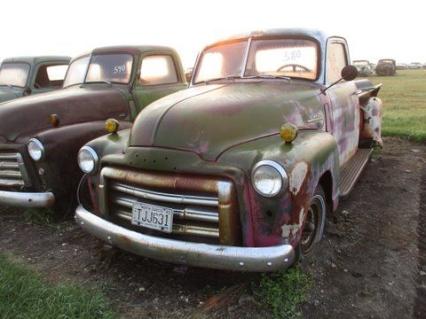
<box><xmin>326</xmin><ymin>42</ymin><xmax>347</xmax><ymax>83</ymax></box>
<box><xmin>34</xmin><ymin>64</ymin><xmax>68</xmax><ymax>88</ymax></box>
<box><xmin>140</xmin><ymin>55</ymin><xmax>178</xmax><ymax>85</ymax></box>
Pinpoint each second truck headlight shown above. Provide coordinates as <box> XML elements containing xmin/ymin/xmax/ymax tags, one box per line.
<box><xmin>251</xmin><ymin>160</ymin><xmax>288</xmax><ymax>197</ymax></box>
<box><xmin>27</xmin><ymin>138</ymin><xmax>45</xmax><ymax>161</ymax></box>
<box><xmin>78</xmin><ymin>146</ymin><xmax>99</xmax><ymax>174</ymax></box>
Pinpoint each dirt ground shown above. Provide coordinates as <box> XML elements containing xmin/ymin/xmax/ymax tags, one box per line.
<box><xmin>0</xmin><ymin>137</ymin><xmax>425</xmax><ymax>319</ymax></box>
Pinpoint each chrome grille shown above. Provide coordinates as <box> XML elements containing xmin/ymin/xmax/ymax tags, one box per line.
<box><xmin>0</xmin><ymin>153</ymin><xmax>28</xmax><ymax>188</ymax></box>
<box><xmin>101</xmin><ymin>167</ymin><xmax>240</xmax><ymax>245</ymax></box>
<box><xmin>109</xmin><ymin>181</ymin><xmax>220</xmax><ymax>239</ymax></box>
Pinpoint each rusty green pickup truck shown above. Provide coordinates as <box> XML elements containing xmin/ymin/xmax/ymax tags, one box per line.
<box><xmin>0</xmin><ymin>56</ymin><xmax>70</xmax><ymax>103</ymax></box>
<box><xmin>75</xmin><ymin>29</ymin><xmax>383</xmax><ymax>271</ymax></box>
<box><xmin>0</xmin><ymin>46</ymin><xmax>186</xmax><ymax>214</ymax></box>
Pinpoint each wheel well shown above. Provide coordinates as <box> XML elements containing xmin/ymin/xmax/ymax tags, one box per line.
<box><xmin>318</xmin><ymin>171</ymin><xmax>333</xmax><ymax>213</ymax></box>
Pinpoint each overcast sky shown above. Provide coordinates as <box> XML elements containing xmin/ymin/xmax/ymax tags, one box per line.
<box><xmin>1</xmin><ymin>0</ymin><xmax>425</xmax><ymax>67</ymax></box>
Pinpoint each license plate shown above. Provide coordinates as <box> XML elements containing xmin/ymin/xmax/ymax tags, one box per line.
<box><xmin>131</xmin><ymin>202</ymin><xmax>173</xmax><ymax>233</ymax></box>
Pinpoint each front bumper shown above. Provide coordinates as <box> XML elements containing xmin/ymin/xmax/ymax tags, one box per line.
<box><xmin>0</xmin><ymin>190</ymin><xmax>55</xmax><ymax>208</ymax></box>
<box><xmin>75</xmin><ymin>204</ymin><xmax>296</xmax><ymax>272</ymax></box>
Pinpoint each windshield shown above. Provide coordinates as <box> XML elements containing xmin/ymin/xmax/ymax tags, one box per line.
<box><xmin>0</xmin><ymin>63</ymin><xmax>30</xmax><ymax>87</ymax></box>
<box><xmin>63</xmin><ymin>56</ymin><xmax>90</xmax><ymax>87</ymax></box>
<box><xmin>86</xmin><ymin>54</ymin><xmax>133</xmax><ymax>84</ymax></box>
<box><xmin>193</xmin><ymin>38</ymin><xmax>319</xmax><ymax>83</ymax></box>
<box><xmin>194</xmin><ymin>41</ymin><xmax>247</xmax><ymax>83</ymax></box>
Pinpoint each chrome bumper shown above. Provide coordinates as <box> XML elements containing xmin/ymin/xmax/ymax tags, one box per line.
<box><xmin>75</xmin><ymin>205</ymin><xmax>295</xmax><ymax>272</ymax></box>
<box><xmin>0</xmin><ymin>190</ymin><xmax>55</xmax><ymax>208</ymax></box>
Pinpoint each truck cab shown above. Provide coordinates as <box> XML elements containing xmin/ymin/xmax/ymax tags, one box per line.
<box><xmin>0</xmin><ymin>56</ymin><xmax>70</xmax><ymax>103</ymax></box>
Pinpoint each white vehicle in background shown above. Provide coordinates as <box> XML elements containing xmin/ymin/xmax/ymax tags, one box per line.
<box><xmin>409</xmin><ymin>62</ymin><xmax>422</xmax><ymax>69</ymax></box>
<box><xmin>396</xmin><ymin>62</ymin><xmax>409</xmax><ymax>70</ymax></box>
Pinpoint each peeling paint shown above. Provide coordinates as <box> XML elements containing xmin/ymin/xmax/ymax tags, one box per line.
<box><xmin>289</xmin><ymin>162</ymin><xmax>308</xmax><ymax>195</ymax></box>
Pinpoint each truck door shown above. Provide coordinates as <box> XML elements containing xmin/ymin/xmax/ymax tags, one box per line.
<box><xmin>326</xmin><ymin>39</ymin><xmax>360</xmax><ymax>166</ymax></box>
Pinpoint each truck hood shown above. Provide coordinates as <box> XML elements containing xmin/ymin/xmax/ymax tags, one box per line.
<box><xmin>0</xmin><ymin>85</ymin><xmax>129</xmax><ymax>142</ymax></box>
<box><xmin>0</xmin><ymin>86</ymin><xmax>23</xmax><ymax>103</ymax></box>
<box><xmin>130</xmin><ymin>81</ymin><xmax>324</xmax><ymax>161</ymax></box>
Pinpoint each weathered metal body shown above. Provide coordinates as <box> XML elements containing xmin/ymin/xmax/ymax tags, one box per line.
<box><xmin>0</xmin><ymin>46</ymin><xmax>186</xmax><ymax>212</ymax></box>
<box><xmin>0</xmin><ymin>56</ymin><xmax>70</xmax><ymax>103</ymax></box>
<box><xmin>76</xmin><ymin>29</ymin><xmax>383</xmax><ymax>271</ymax></box>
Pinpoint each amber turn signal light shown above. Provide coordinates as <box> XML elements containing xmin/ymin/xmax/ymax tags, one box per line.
<box><xmin>280</xmin><ymin>123</ymin><xmax>298</xmax><ymax>143</ymax></box>
<box><xmin>105</xmin><ymin>118</ymin><xmax>119</xmax><ymax>134</ymax></box>
<box><xmin>48</xmin><ymin>114</ymin><xmax>60</xmax><ymax>127</ymax></box>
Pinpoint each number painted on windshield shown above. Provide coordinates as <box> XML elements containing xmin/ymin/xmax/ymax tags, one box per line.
<box><xmin>113</xmin><ymin>65</ymin><xmax>126</xmax><ymax>74</ymax></box>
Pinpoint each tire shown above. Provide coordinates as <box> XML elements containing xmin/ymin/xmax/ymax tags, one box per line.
<box><xmin>295</xmin><ymin>185</ymin><xmax>328</xmax><ymax>260</ymax></box>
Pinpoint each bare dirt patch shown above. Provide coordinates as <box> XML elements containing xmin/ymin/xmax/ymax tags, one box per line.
<box><xmin>0</xmin><ymin>137</ymin><xmax>425</xmax><ymax>319</ymax></box>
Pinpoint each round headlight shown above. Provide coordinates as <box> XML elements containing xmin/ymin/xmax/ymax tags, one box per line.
<box><xmin>27</xmin><ymin>138</ymin><xmax>45</xmax><ymax>161</ymax></box>
<box><xmin>78</xmin><ymin>146</ymin><xmax>99</xmax><ymax>174</ymax></box>
<box><xmin>251</xmin><ymin>160</ymin><xmax>288</xmax><ymax>197</ymax></box>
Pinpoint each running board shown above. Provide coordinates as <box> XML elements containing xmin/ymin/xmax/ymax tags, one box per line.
<box><xmin>339</xmin><ymin>148</ymin><xmax>373</xmax><ymax>197</ymax></box>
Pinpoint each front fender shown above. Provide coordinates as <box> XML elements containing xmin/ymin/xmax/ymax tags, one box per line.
<box><xmin>218</xmin><ymin>130</ymin><xmax>339</xmax><ymax>246</ymax></box>
<box><xmin>29</xmin><ymin>121</ymin><xmax>131</xmax><ymax>195</ymax></box>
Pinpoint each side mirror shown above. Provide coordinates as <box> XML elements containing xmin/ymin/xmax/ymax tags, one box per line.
<box><xmin>321</xmin><ymin>65</ymin><xmax>358</xmax><ymax>95</ymax></box>
<box><xmin>341</xmin><ymin>65</ymin><xmax>358</xmax><ymax>81</ymax></box>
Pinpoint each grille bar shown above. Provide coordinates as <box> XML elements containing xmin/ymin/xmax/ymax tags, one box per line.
<box><xmin>0</xmin><ymin>178</ymin><xmax>24</xmax><ymax>187</ymax></box>
<box><xmin>0</xmin><ymin>154</ymin><xmax>19</xmax><ymax>160</ymax></box>
<box><xmin>0</xmin><ymin>170</ymin><xmax>22</xmax><ymax>179</ymax></box>
<box><xmin>0</xmin><ymin>162</ymin><xmax>19</xmax><ymax>169</ymax></box>
<box><xmin>0</xmin><ymin>152</ymin><xmax>28</xmax><ymax>188</ymax></box>
<box><xmin>111</xmin><ymin>182</ymin><xmax>218</xmax><ymax>207</ymax></box>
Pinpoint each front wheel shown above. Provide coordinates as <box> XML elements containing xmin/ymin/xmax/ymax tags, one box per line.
<box><xmin>298</xmin><ymin>185</ymin><xmax>327</xmax><ymax>258</ymax></box>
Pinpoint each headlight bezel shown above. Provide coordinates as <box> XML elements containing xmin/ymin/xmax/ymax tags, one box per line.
<box><xmin>27</xmin><ymin>138</ymin><xmax>45</xmax><ymax>162</ymax></box>
<box><xmin>251</xmin><ymin>160</ymin><xmax>288</xmax><ymax>198</ymax></box>
<box><xmin>77</xmin><ymin>146</ymin><xmax>99</xmax><ymax>174</ymax></box>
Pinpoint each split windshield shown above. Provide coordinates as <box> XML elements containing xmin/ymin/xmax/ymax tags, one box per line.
<box><xmin>63</xmin><ymin>53</ymin><xmax>133</xmax><ymax>87</ymax></box>
<box><xmin>0</xmin><ymin>63</ymin><xmax>30</xmax><ymax>88</ymax></box>
<box><xmin>193</xmin><ymin>38</ymin><xmax>318</xmax><ymax>83</ymax></box>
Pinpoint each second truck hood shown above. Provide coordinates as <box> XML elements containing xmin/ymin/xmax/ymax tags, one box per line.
<box><xmin>0</xmin><ymin>85</ymin><xmax>129</xmax><ymax>142</ymax></box>
<box><xmin>130</xmin><ymin>81</ymin><xmax>324</xmax><ymax>161</ymax></box>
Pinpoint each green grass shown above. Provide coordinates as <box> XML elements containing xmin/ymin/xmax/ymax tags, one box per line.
<box><xmin>0</xmin><ymin>254</ymin><xmax>116</xmax><ymax>319</ymax></box>
<box><xmin>23</xmin><ymin>208</ymin><xmax>55</xmax><ymax>225</ymax></box>
<box><xmin>370</xmin><ymin>69</ymin><xmax>426</xmax><ymax>142</ymax></box>
<box><xmin>254</xmin><ymin>267</ymin><xmax>312</xmax><ymax>319</ymax></box>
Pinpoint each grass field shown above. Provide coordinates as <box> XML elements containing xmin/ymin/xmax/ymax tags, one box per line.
<box><xmin>0</xmin><ymin>254</ymin><xmax>116</xmax><ymax>319</ymax></box>
<box><xmin>371</xmin><ymin>69</ymin><xmax>426</xmax><ymax>142</ymax></box>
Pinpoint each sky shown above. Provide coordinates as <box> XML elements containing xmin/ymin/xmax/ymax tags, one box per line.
<box><xmin>1</xmin><ymin>0</ymin><xmax>425</xmax><ymax>68</ymax></box>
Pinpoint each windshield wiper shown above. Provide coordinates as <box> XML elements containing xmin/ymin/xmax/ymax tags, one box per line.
<box><xmin>83</xmin><ymin>80</ymin><xmax>112</xmax><ymax>86</ymax></box>
<box><xmin>244</xmin><ymin>74</ymin><xmax>291</xmax><ymax>81</ymax></box>
<box><xmin>201</xmin><ymin>75</ymin><xmax>242</xmax><ymax>84</ymax></box>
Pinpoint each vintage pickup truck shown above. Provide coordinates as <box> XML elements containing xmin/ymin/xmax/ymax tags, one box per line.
<box><xmin>353</xmin><ymin>60</ymin><xmax>374</xmax><ymax>77</ymax></box>
<box><xmin>0</xmin><ymin>46</ymin><xmax>186</xmax><ymax>214</ymax></box>
<box><xmin>75</xmin><ymin>29</ymin><xmax>383</xmax><ymax>271</ymax></box>
<box><xmin>0</xmin><ymin>56</ymin><xmax>70</xmax><ymax>103</ymax></box>
<box><xmin>375</xmin><ymin>59</ymin><xmax>396</xmax><ymax>76</ymax></box>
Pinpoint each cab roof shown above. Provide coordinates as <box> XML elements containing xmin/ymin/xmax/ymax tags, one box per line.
<box><xmin>69</xmin><ymin>45</ymin><xmax>178</xmax><ymax>64</ymax></box>
<box><xmin>207</xmin><ymin>28</ymin><xmax>334</xmax><ymax>47</ymax></box>
<box><xmin>1</xmin><ymin>56</ymin><xmax>70</xmax><ymax>65</ymax></box>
